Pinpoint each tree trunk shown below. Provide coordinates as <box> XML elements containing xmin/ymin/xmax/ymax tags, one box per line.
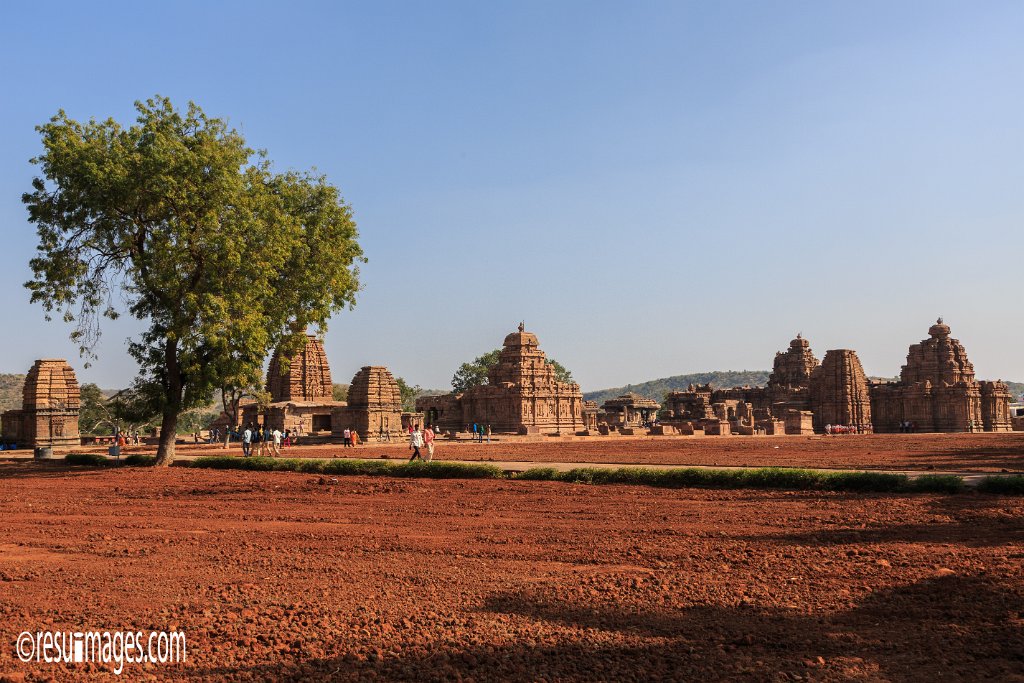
<box><xmin>155</xmin><ymin>408</ymin><xmax>178</xmax><ymax>466</ymax></box>
<box><xmin>154</xmin><ymin>337</ymin><xmax>183</xmax><ymax>467</ymax></box>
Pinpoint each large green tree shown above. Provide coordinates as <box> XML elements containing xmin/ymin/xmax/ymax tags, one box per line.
<box><xmin>24</xmin><ymin>96</ymin><xmax>364</xmax><ymax>465</ymax></box>
<box><xmin>451</xmin><ymin>349</ymin><xmax>574</xmax><ymax>393</ymax></box>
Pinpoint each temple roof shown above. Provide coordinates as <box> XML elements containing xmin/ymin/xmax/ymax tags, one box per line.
<box><xmin>601</xmin><ymin>392</ymin><xmax>661</xmax><ymax>410</ymax></box>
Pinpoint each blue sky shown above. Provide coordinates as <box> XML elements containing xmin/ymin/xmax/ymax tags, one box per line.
<box><xmin>1</xmin><ymin>1</ymin><xmax>1021</xmax><ymax>391</ymax></box>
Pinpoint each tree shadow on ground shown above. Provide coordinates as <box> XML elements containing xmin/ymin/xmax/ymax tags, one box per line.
<box><xmin>184</xmin><ymin>574</ymin><xmax>1023</xmax><ymax>682</ymax></box>
<box><xmin>737</xmin><ymin>495</ymin><xmax>1024</xmax><ymax>548</ymax></box>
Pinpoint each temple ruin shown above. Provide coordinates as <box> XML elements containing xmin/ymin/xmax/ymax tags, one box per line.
<box><xmin>332</xmin><ymin>366</ymin><xmax>405</xmax><ymax>440</ymax></box>
<box><xmin>660</xmin><ymin>321</ymin><xmax>1010</xmax><ymax>435</ymax></box>
<box><xmin>809</xmin><ymin>350</ymin><xmax>872</xmax><ymax>431</ymax></box>
<box><xmin>870</xmin><ymin>319</ymin><xmax>1012</xmax><ymax>432</ymax></box>
<box><xmin>240</xmin><ymin>334</ymin><xmax>411</xmax><ymax>441</ymax></box>
<box><xmin>243</xmin><ymin>334</ymin><xmax>344</xmax><ymax>434</ymax></box>
<box><xmin>416</xmin><ymin>326</ymin><xmax>584</xmax><ymax>434</ymax></box>
<box><xmin>1</xmin><ymin>359</ymin><xmax>81</xmax><ymax>448</ymax></box>
<box><xmin>599</xmin><ymin>393</ymin><xmax>661</xmax><ymax>431</ymax></box>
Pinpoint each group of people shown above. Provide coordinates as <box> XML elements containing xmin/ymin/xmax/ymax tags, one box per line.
<box><xmin>408</xmin><ymin>424</ymin><xmax>437</xmax><ymax>462</ymax></box>
<box><xmin>341</xmin><ymin>428</ymin><xmax>361</xmax><ymax>447</ymax></box>
<box><xmin>467</xmin><ymin>423</ymin><xmax>491</xmax><ymax>442</ymax></box>
<box><xmin>824</xmin><ymin>424</ymin><xmax>872</xmax><ymax>435</ymax></box>
<box><xmin>115</xmin><ymin>430</ymin><xmax>141</xmax><ymax>446</ymax></box>
<box><xmin>240</xmin><ymin>424</ymin><xmax>291</xmax><ymax>457</ymax></box>
<box><xmin>898</xmin><ymin>421</ymin><xmax>919</xmax><ymax>433</ymax></box>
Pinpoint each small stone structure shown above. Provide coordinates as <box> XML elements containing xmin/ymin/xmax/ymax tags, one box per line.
<box><xmin>332</xmin><ymin>366</ymin><xmax>404</xmax><ymax>440</ymax></box>
<box><xmin>809</xmin><ymin>350</ymin><xmax>872</xmax><ymax>431</ymax></box>
<box><xmin>599</xmin><ymin>393</ymin><xmax>661</xmax><ymax>429</ymax></box>
<box><xmin>416</xmin><ymin>326</ymin><xmax>584</xmax><ymax>435</ymax></box>
<box><xmin>1</xmin><ymin>359</ymin><xmax>81</xmax><ymax>448</ymax></box>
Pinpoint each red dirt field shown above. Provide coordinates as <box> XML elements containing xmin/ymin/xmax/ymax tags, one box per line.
<box><xmin>0</xmin><ymin>463</ymin><xmax>1021</xmax><ymax>681</ymax></box>
<box><xmin>122</xmin><ymin>431</ymin><xmax>1024</xmax><ymax>472</ymax></box>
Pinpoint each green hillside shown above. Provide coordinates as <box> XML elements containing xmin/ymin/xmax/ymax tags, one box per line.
<box><xmin>583</xmin><ymin>371</ymin><xmax>771</xmax><ymax>406</ymax></box>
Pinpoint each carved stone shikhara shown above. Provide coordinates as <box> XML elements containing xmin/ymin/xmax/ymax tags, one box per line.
<box><xmin>870</xmin><ymin>319</ymin><xmax>1012</xmax><ymax>433</ymax></box>
<box><xmin>809</xmin><ymin>350</ymin><xmax>872</xmax><ymax>431</ymax></box>
<box><xmin>243</xmin><ymin>335</ymin><xmax>343</xmax><ymax>434</ymax></box>
<box><xmin>417</xmin><ymin>328</ymin><xmax>584</xmax><ymax>435</ymax></box>
<box><xmin>1</xmin><ymin>359</ymin><xmax>81</xmax><ymax>448</ymax></box>
<box><xmin>332</xmin><ymin>366</ymin><xmax>405</xmax><ymax>439</ymax></box>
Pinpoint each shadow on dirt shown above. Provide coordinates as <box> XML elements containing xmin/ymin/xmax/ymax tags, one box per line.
<box><xmin>186</xmin><ymin>574</ymin><xmax>1023</xmax><ymax>681</ymax></box>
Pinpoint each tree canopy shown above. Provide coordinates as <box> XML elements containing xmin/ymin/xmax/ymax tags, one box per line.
<box><xmin>451</xmin><ymin>349</ymin><xmax>574</xmax><ymax>393</ymax></box>
<box><xmin>24</xmin><ymin>96</ymin><xmax>364</xmax><ymax>464</ymax></box>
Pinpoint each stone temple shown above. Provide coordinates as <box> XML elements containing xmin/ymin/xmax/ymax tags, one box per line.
<box><xmin>1</xmin><ymin>359</ymin><xmax>81</xmax><ymax>448</ymax></box>
<box><xmin>660</xmin><ymin>320</ymin><xmax>1010</xmax><ymax>435</ymax></box>
<box><xmin>242</xmin><ymin>334</ymin><xmax>410</xmax><ymax>440</ymax></box>
<box><xmin>243</xmin><ymin>334</ymin><xmax>344</xmax><ymax>434</ymax></box>
<box><xmin>870</xmin><ymin>319</ymin><xmax>1012</xmax><ymax>432</ymax></box>
<box><xmin>332</xmin><ymin>366</ymin><xmax>405</xmax><ymax>439</ymax></box>
<box><xmin>416</xmin><ymin>326</ymin><xmax>584</xmax><ymax>435</ymax></box>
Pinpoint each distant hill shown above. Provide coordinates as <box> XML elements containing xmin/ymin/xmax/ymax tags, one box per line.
<box><xmin>584</xmin><ymin>371</ymin><xmax>771</xmax><ymax>406</ymax></box>
<box><xmin>0</xmin><ymin>374</ymin><xmax>25</xmax><ymax>413</ymax></box>
<box><xmin>1007</xmin><ymin>381</ymin><xmax>1024</xmax><ymax>402</ymax></box>
<box><xmin>584</xmin><ymin>372</ymin><xmax>1024</xmax><ymax>406</ymax></box>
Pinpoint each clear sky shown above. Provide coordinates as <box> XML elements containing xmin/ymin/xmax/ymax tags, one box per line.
<box><xmin>1</xmin><ymin>1</ymin><xmax>1021</xmax><ymax>392</ymax></box>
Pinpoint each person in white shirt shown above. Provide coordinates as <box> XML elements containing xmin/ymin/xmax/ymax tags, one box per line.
<box><xmin>408</xmin><ymin>425</ymin><xmax>424</xmax><ymax>461</ymax></box>
<box><xmin>242</xmin><ymin>425</ymin><xmax>253</xmax><ymax>458</ymax></box>
<box><xmin>271</xmin><ymin>428</ymin><xmax>282</xmax><ymax>457</ymax></box>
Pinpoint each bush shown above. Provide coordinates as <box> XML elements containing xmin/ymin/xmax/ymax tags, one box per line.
<box><xmin>65</xmin><ymin>452</ymin><xmax>110</xmax><ymax>466</ymax></box>
<box><xmin>516</xmin><ymin>467</ymin><xmax>560</xmax><ymax>481</ymax></box>
<box><xmin>976</xmin><ymin>475</ymin><xmax>1024</xmax><ymax>495</ymax></box>
<box><xmin>186</xmin><ymin>456</ymin><xmax>506</xmax><ymax>480</ymax></box>
<box><xmin>123</xmin><ymin>454</ymin><xmax>156</xmax><ymax>467</ymax></box>
<box><xmin>907</xmin><ymin>474</ymin><xmax>965</xmax><ymax>494</ymax></box>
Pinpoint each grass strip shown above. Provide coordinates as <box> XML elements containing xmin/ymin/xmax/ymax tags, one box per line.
<box><xmin>976</xmin><ymin>475</ymin><xmax>1024</xmax><ymax>495</ymax></box>
<box><xmin>76</xmin><ymin>454</ymin><xmax>1023</xmax><ymax>495</ymax></box>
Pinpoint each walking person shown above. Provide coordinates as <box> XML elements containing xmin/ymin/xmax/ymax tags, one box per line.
<box><xmin>271</xmin><ymin>427</ymin><xmax>282</xmax><ymax>457</ymax></box>
<box><xmin>250</xmin><ymin>423</ymin><xmax>262</xmax><ymax>456</ymax></box>
<box><xmin>351</xmin><ymin>430</ymin><xmax>360</xmax><ymax>447</ymax></box>
<box><xmin>486</xmin><ymin>424</ymin><xmax>491</xmax><ymax>444</ymax></box>
<box><xmin>343</xmin><ymin>427</ymin><xmax>352</xmax><ymax>448</ymax></box>
<box><xmin>242</xmin><ymin>424</ymin><xmax>253</xmax><ymax>457</ymax></box>
<box><xmin>408</xmin><ymin>424</ymin><xmax>424</xmax><ymax>462</ymax></box>
<box><xmin>423</xmin><ymin>425</ymin><xmax>435</xmax><ymax>462</ymax></box>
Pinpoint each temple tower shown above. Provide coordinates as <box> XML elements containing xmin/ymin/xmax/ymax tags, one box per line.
<box><xmin>809</xmin><ymin>350</ymin><xmax>872</xmax><ymax>431</ymax></box>
<box><xmin>266</xmin><ymin>334</ymin><xmax>333</xmax><ymax>402</ymax></box>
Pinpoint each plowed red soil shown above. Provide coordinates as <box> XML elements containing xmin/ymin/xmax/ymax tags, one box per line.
<box><xmin>0</xmin><ymin>463</ymin><xmax>1021</xmax><ymax>681</ymax></box>
<box><xmin>162</xmin><ymin>431</ymin><xmax>1024</xmax><ymax>472</ymax></box>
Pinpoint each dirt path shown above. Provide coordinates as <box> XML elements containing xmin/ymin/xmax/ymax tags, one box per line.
<box><xmin>66</xmin><ymin>431</ymin><xmax>1024</xmax><ymax>472</ymax></box>
<box><xmin>0</xmin><ymin>465</ymin><xmax>1021</xmax><ymax>680</ymax></box>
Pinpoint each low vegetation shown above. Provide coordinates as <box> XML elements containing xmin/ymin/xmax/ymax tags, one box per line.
<box><xmin>59</xmin><ymin>453</ymin><xmax>1022</xmax><ymax>495</ymax></box>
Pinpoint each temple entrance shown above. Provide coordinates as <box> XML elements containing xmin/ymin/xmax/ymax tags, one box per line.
<box><xmin>312</xmin><ymin>415</ymin><xmax>331</xmax><ymax>432</ymax></box>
